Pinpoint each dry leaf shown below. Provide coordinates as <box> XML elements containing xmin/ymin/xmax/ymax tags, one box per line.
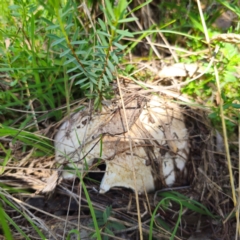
<box><xmin>158</xmin><ymin>63</ymin><xmax>201</xmax><ymax>78</ymax></box>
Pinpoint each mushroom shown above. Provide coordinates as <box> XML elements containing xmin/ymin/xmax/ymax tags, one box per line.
<box><xmin>54</xmin><ymin>95</ymin><xmax>189</xmax><ymax>194</ymax></box>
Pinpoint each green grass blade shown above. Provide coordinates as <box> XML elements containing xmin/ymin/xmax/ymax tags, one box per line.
<box><xmin>0</xmin><ymin>204</ymin><xmax>13</xmax><ymax>240</ymax></box>
<box><xmin>0</xmin><ymin>193</ymin><xmax>46</xmax><ymax>239</ymax></box>
<box><xmin>149</xmin><ymin>197</ymin><xmax>182</xmax><ymax>240</ymax></box>
<box><xmin>77</xmin><ymin>173</ymin><xmax>102</xmax><ymax>240</ymax></box>
<box><xmin>158</xmin><ymin>191</ymin><xmax>217</xmax><ymax>218</ymax></box>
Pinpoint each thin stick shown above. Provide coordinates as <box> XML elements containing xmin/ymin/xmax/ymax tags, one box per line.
<box><xmin>196</xmin><ymin>0</ymin><xmax>210</xmax><ymax>47</ymax></box>
<box><xmin>128</xmin><ymin>7</ymin><xmax>161</xmax><ymax>60</ymax></box>
<box><xmin>214</xmin><ymin>63</ymin><xmax>239</xmax><ymax>236</ymax></box>
<box><xmin>24</xmin><ymin>81</ymin><xmax>39</xmax><ymax>131</ymax></box>
<box><xmin>115</xmin><ymin>75</ymin><xmax>143</xmax><ymax>240</ymax></box>
<box><xmin>237</xmin><ymin>104</ymin><xmax>240</xmax><ymax>240</ymax></box>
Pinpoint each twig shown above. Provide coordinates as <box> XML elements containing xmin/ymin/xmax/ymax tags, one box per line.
<box><xmin>237</xmin><ymin>102</ymin><xmax>240</xmax><ymax>240</ymax></box>
<box><xmin>196</xmin><ymin>0</ymin><xmax>210</xmax><ymax>50</ymax></box>
<box><xmin>128</xmin><ymin>6</ymin><xmax>161</xmax><ymax>60</ymax></box>
<box><xmin>24</xmin><ymin>81</ymin><xmax>39</xmax><ymax>131</ymax></box>
<box><xmin>214</xmin><ymin>62</ymin><xmax>239</xmax><ymax>236</ymax></box>
<box><xmin>115</xmin><ymin>74</ymin><xmax>144</xmax><ymax>240</ymax></box>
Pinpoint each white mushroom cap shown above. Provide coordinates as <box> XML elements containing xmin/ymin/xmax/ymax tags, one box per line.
<box><xmin>54</xmin><ymin>95</ymin><xmax>189</xmax><ymax>193</ymax></box>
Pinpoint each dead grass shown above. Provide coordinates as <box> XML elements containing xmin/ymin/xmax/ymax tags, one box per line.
<box><xmin>0</xmin><ymin>76</ymin><xmax>238</xmax><ymax>239</ymax></box>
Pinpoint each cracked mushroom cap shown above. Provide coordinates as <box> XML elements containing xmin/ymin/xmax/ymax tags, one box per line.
<box><xmin>54</xmin><ymin>95</ymin><xmax>189</xmax><ymax>194</ymax></box>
